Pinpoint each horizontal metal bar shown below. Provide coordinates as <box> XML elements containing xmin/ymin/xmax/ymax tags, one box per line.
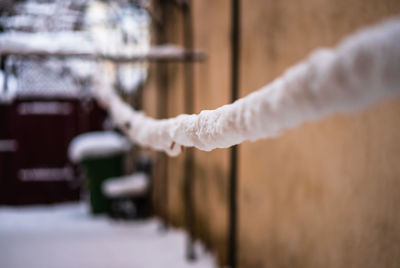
<box><xmin>0</xmin><ymin>140</ymin><xmax>18</xmax><ymax>152</ymax></box>
<box><xmin>0</xmin><ymin>45</ymin><xmax>206</xmax><ymax>63</ymax></box>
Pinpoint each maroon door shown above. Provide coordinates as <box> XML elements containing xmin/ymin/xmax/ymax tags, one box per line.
<box><xmin>0</xmin><ymin>97</ymin><xmax>106</xmax><ymax>205</ymax></box>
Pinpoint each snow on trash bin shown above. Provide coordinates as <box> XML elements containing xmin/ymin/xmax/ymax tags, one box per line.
<box><xmin>68</xmin><ymin>131</ymin><xmax>131</xmax><ymax>163</ymax></box>
<box><xmin>103</xmin><ymin>172</ymin><xmax>150</xmax><ymax>198</ymax></box>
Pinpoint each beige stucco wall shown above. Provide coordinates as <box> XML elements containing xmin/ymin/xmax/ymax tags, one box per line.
<box><xmin>144</xmin><ymin>0</ymin><xmax>400</xmax><ymax>267</ymax></box>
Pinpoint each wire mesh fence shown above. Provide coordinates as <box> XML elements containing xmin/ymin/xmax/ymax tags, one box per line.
<box><xmin>1</xmin><ymin>55</ymin><xmax>94</xmax><ymax>99</ymax></box>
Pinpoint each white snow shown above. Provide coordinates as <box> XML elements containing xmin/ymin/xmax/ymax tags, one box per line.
<box><xmin>0</xmin><ymin>203</ymin><xmax>215</xmax><ymax>268</ymax></box>
<box><xmin>21</xmin><ymin>2</ymin><xmax>58</xmax><ymax>16</ymax></box>
<box><xmin>2</xmin><ymin>0</ymin><xmax>86</xmax><ymax>32</ymax></box>
<box><xmin>0</xmin><ymin>71</ymin><xmax>18</xmax><ymax>103</ymax></box>
<box><xmin>85</xmin><ymin>1</ymin><xmax>150</xmax><ymax>93</ymax></box>
<box><xmin>0</xmin><ymin>31</ymin><xmax>94</xmax><ymax>55</ymax></box>
<box><xmin>103</xmin><ymin>172</ymin><xmax>150</xmax><ymax>198</ymax></box>
<box><xmin>95</xmin><ymin>17</ymin><xmax>400</xmax><ymax>156</ymax></box>
<box><xmin>68</xmin><ymin>131</ymin><xmax>131</xmax><ymax>163</ymax></box>
<box><xmin>118</xmin><ymin>64</ymin><xmax>148</xmax><ymax>94</ymax></box>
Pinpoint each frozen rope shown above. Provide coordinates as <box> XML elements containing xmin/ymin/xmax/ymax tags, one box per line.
<box><xmin>95</xmin><ymin>17</ymin><xmax>400</xmax><ymax>156</ymax></box>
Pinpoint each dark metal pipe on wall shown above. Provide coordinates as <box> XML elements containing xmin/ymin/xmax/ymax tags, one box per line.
<box><xmin>154</xmin><ymin>0</ymin><xmax>170</xmax><ymax>229</ymax></box>
<box><xmin>229</xmin><ymin>0</ymin><xmax>240</xmax><ymax>267</ymax></box>
<box><xmin>182</xmin><ymin>0</ymin><xmax>197</xmax><ymax>261</ymax></box>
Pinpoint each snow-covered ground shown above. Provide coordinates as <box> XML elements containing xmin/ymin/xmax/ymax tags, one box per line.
<box><xmin>0</xmin><ymin>203</ymin><xmax>215</xmax><ymax>268</ymax></box>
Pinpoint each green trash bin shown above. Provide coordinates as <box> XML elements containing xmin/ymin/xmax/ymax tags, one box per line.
<box><xmin>69</xmin><ymin>131</ymin><xmax>131</xmax><ymax>214</ymax></box>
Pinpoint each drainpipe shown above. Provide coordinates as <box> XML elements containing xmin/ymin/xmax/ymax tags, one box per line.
<box><xmin>228</xmin><ymin>0</ymin><xmax>240</xmax><ymax>267</ymax></box>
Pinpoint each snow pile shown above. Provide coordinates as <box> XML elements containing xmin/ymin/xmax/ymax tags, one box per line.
<box><xmin>0</xmin><ymin>31</ymin><xmax>94</xmax><ymax>55</ymax></box>
<box><xmin>103</xmin><ymin>172</ymin><xmax>150</xmax><ymax>198</ymax></box>
<box><xmin>0</xmin><ymin>203</ymin><xmax>215</xmax><ymax>268</ymax></box>
<box><xmin>68</xmin><ymin>131</ymin><xmax>131</xmax><ymax>163</ymax></box>
<box><xmin>95</xmin><ymin>17</ymin><xmax>400</xmax><ymax>156</ymax></box>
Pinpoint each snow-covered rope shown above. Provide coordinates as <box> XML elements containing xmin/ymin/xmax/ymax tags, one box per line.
<box><xmin>95</xmin><ymin>17</ymin><xmax>400</xmax><ymax>156</ymax></box>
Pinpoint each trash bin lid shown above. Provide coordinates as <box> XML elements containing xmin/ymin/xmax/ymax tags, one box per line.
<box><xmin>69</xmin><ymin>131</ymin><xmax>131</xmax><ymax>163</ymax></box>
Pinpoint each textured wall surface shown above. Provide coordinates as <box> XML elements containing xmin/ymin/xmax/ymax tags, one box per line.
<box><xmin>238</xmin><ymin>1</ymin><xmax>400</xmax><ymax>267</ymax></box>
<box><xmin>145</xmin><ymin>0</ymin><xmax>400</xmax><ymax>267</ymax></box>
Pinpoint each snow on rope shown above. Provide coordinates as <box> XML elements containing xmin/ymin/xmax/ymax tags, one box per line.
<box><xmin>95</xmin><ymin>17</ymin><xmax>400</xmax><ymax>156</ymax></box>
